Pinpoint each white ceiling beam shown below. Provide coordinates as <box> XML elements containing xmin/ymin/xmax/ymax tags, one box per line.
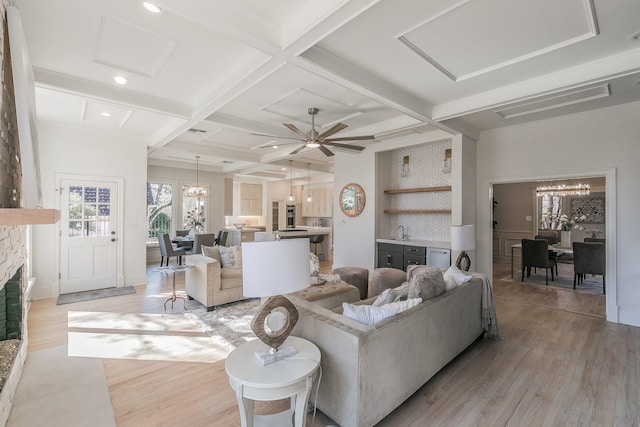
<box><xmin>433</xmin><ymin>47</ymin><xmax>640</xmax><ymax>121</ymax></box>
<box><xmin>34</xmin><ymin>67</ymin><xmax>192</xmax><ymax>118</ymax></box>
<box><xmin>297</xmin><ymin>46</ymin><xmax>459</xmax><ymax>136</ymax></box>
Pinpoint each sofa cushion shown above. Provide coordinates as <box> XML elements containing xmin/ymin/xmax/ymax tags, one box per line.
<box><xmin>201</xmin><ymin>245</ymin><xmax>221</xmax><ymax>264</ymax></box>
<box><xmin>220</xmin><ymin>267</ymin><xmax>242</xmax><ymax>290</ymax></box>
<box><xmin>406</xmin><ymin>265</ymin><xmax>446</xmax><ymax>300</ymax></box>
<box><xmin>342</xmin><ymin>302</ymin><xmax>399</xmax><ymax>326</ymax></box>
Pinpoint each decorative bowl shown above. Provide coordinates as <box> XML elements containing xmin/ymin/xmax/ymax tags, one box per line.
<box><xmin>233</xmin><ymin>223</ymin><xmax>246</xmax><ymax>230</ymax></box>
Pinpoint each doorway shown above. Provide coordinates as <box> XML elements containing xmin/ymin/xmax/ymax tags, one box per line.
<box><xmin>491</xmin><ymin>175</ymin><xmax>611</xmax><ymax>318</ymax></box>
<box><xmin>58</xmin><ymin>176</ymin><xmax>123</xmax><ymax>294</ymax></box>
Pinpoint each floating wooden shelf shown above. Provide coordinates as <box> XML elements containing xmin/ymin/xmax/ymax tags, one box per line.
<box><xmin>0</xmin><ymin>208</ymin><xmax>61</xmax><ymax>225</ymax></box>
<box><xmin>384</xmin><ymin>209</ymin><xmax>451</xmax><ymax>214</ymax></box>
<box><xmin>384</xmin><ymin>186</ymin><xmax>451</xmax><ymax>194</ymax></box>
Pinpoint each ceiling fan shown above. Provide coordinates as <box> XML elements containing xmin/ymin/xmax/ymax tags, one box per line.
<box><xmin>254</xmin><ymin>107</ymin><xmax>374</xmax><ymax>157</ymax></box>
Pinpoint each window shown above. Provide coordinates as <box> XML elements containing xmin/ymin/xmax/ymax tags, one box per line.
<box><xmin>68</xmin><ymin>185</ymin><xmax>112</xmax><ymax>237</ymax></box>
<box><xmin>147</xmin><ymin>182</ymin><xmax>173</xmax><ymax>244</ymax></box>
<box><xmin>182</xmin><ymin>185</ymin><xmax>207</xmax><ymax>232</ymax></box>
<box><xmin>539</xmin><ymin>194</ymin><xmax>562</xmax><ymax>230</ymax></box>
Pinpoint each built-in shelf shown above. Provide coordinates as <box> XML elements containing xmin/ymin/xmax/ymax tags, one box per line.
<box><xmin>384</xmin><ymin>186</ymin><xmax>451</xmax><ymax>194</ymax></box>
<box><xmin>0</xmin><ymin>208</ymin><xmax>61</xmax><ymax>225</ymax></box>
<box><xmin>384</xmin><ymin>209</ymin><xmax>452</xmax><ymax>214</ymax></box>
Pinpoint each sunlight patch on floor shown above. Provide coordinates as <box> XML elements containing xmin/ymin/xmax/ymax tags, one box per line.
<box><xmin>67</xmin><ymin>311</ymin><xmax>226</xmax><ymax>363</ymax></box>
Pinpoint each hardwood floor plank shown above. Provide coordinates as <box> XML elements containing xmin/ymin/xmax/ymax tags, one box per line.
<box><xmin>20</xmin><ymin>259</ymin><xmax>640</xmax><ymax>426</ymax></box>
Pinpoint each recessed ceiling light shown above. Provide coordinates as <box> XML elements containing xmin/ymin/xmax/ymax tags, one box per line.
<box><xmin>113</xmin><ymin>75</ymin><xmax>128</xmax><ymax>85</ymax></box>
<box><xmin>100</xmin><ymin>112</ymin><xmax>112</xmax><ymax>117</ymax></box>
<box><xmin>272</xmin><ymin>145</ymin><xmax>279</xmax><ymax>149</ymax></box>
<box><xmin>143</xmin><ymin>2</ymin><xmax>162</xmax><ymax>13</ymax></box>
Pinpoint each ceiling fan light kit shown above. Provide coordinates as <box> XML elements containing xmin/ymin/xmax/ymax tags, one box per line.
<box><xmin>257</xmin><ymin>107</ymin><xmax>374</xmax><ymax>157</ymax></box>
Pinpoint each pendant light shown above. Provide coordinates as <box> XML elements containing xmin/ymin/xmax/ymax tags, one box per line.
<box><xmin>306</xmin><ymin>163</ymin><xmax>312</xmax><ymax>203</ymax></box>
<box><xmin>184</xmin><ymin>155</ymin><xmax>208</xmax><ymax>198</ymax></box>
<box><xmin>288</xmin><ymin>160</ymin><xmax>295</xmax><ymax>202</ymax></box>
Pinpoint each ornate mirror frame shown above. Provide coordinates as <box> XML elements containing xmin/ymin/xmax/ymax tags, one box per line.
<box><xmin>340</xmin><ymin>183</ymin><xmax>366</xmax><ymax>217</ymax></box>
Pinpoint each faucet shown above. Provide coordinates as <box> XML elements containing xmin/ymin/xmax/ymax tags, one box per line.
<box><xmin>398</xmin><ymin>225</ymin><xmax>408</xmax><ymax>240</ymax></box>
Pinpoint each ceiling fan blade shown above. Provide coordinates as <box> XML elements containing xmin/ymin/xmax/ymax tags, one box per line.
<box><xmin>318</xmin><ymin>144</ymin><xmax>335</xmax><ymax>157</ymax></box>
<box><xmin>316</xmin><ymin>123</ymin><xmax>348</xmax><ymax>140</ymax></box>
<box><xmin>256</xmin><ymin>141</ymin><xmax>302</xmax><ymax>149</ymax></box>
<box><xmin>289</xmin><ymin>144</ymin><xmax>308</xmax><ymax>155</ymax></box>
<box><xmin>321</xmin><ymin>141</ymin><xmax>366</xmax><ymax>151</ymax></box>
<box><xmin>323</xmin><ymin>135</ymin><xmax>375</xmax><ymax>142</ymax></box>
<box><xmin>251</xmin><ymin>133</ymin><xmax>305</xmax><ymax>142</ymax></box>
<box><xmin>283</xmin><ymin>123</ymin><xmax>309</xmax><ymax>139</ymax></box>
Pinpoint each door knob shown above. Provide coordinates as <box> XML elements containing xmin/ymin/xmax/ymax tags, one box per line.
<box><xmin>111</xmin><ymin>238</ymin><xmax>117</xmax><ymax>242</ymax></box>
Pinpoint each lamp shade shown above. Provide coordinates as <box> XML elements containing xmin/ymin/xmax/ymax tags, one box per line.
<box><xmin>242</xmin><ymin>238</ymin><xmax>311</xmax><ymax>297</ymax></box>
<box><xmin>450</xmin><ymin>225</ymin><xmax>475</xmax><ymax>251</ymax></box>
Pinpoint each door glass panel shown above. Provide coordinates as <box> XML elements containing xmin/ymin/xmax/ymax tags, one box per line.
<box><xmin>84</xmin><ymin>187</ymin><xmax>97</xmax><ymax>203</ymax></box>
<box><xmin>67</xmin><ymin>185</ymin><xmax>112</xmax><ymax>237</ymax></box>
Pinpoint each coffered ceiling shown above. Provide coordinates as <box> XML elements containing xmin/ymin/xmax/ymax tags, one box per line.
<box><xmin>14</xmin><ymin>0</ymin><xmax>640</xmax><ymax>180</ymax></box>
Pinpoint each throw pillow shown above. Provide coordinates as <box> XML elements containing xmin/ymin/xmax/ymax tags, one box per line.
<box><xmin>218</xmin><ymin>245</ymin><xmax>234</xmax><ymax>268</ymax></box>
<box><xmin>406</xmin><ymin>265</ymin><xmax>446</xmax><ymax>300</ymax></box>
<box><xmin>230</xmin><ymin>246</ymin><xmax>242</xmax><ymax>267</ymax></box>
<box><xmin>342</xmin><ymin>302</ymin><xmax>399</xmax><ymax>326</ymax></box>
<box><xmin>372</xmin><ymin>282</ymin><xmax>410</xmax><ymax>306</ymax></box>
<box><xmin>201</xmin><ymin>245</ymin><xmax>222</xmax><ymax>264</ymax></box>
<box><xmin>446</xmin><ymin>265</ymin><xmax>472</xmax><ymax>285</ymax></box>
<box><xmin>443</xmin><ymin>273</ymin><xmax>457</xmax><ymax>291</ymax></box>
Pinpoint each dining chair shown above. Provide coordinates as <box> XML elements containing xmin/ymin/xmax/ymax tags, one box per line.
<box><xmin>521</xmin><ymin>238</ymin><xmax>556</xmax><ymax>285</ymax></box>
<box><xmin>572</xmin><ymin>241</ymin><xmax>605</xmax><ymax>294</ymax></box>
<box><xmin>188</xmin><ymin>233</ymin><xmax>216</xmax><ymax>255</ymax></box>
<box><xmin>175</xmin><ymin>230</ymin><xmax>189</xmax><ymax>237</ymax></box>
<box><xmin>535</xmin><ymin>234</ymin><xmax>559</xmax><ymax>275</ymax></box>
<box><xmin>214</xmin><ymin>230</ymin><xmax>223</xmax><ymax>246</ymax></box>
<box><xmin>218</xmin><ymin>231</ymin><xmax>229</xmax><ymax>246</ymax></box>
<box><xmin>584</xmin><ymin>237</ymin><xmax>605</xmax><ymax>243</ymax></box>
<box><xmin>310</xmin><ymin>234</ymin><xmax>324</xmax><ymax>260</ymax></box>
<box><xmin>158</xmin><ymin>233</ymin><xmax>189</xmax><ymax>266</ymax></box>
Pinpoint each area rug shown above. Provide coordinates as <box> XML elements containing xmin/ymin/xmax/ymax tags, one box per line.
<box><xmin>502</xmin><ymin>264</ymin><xmax>604</xmax><ymax>296</ymax></box>
<box><xmin>57</xmin><ymin>286</ymin><xmax>136</xmax><ymax>305</ymax></box>
<box><xmin>183</xmin><ymin>298</ymin><xmax>261</xmax><ymax>354</ymax></box>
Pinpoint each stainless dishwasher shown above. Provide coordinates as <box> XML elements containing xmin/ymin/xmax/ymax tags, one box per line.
<box><xmin>426</xmin><ymin>247</ymin><xmax>451</xmax><ymax>268</ymax></box>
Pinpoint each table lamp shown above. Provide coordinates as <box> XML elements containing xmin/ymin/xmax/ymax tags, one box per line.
<box><xmin>451</xmin><ymin>225</ymin><xmax>475</xmax><ymax>271</ymax></box>
<box><xmin>242</xmin><ymin>238</ymin><xmax>311</xmax><ymax>365</ymax></box>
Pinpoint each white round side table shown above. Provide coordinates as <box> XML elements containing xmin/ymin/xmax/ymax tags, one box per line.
<box><xmin>225</xmin><ymin>336</ymin><xmax>320</xmax><ymax>427</ymax></box>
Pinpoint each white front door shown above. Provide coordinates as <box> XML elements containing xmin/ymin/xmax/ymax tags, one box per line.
<box><xmin>60</xmin><ymin>179</ymin><xmax>119</xmax><ymax>294</ymax></box>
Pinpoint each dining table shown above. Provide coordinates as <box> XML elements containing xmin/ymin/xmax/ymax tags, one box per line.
<box><xmin>510</xmin><ymin>242</ymin><xmax>573</xmax><ymax>278</ymax></box>
<box><xmin>172</xmin><ymin>235</ymin><xmax>194</xmax><ymax>250</ymax></box>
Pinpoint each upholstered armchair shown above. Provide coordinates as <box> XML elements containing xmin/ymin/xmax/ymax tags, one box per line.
<box><xmin>184</xmin><ymin>248</ymin><xmax>244</xmax><ymax>311</ymax></box>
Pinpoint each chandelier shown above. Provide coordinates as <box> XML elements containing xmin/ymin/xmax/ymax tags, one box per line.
<box><xmin>536</xmin><ymin>183</ymin><xmax>590</xmax><ymax>197</ymax></box>
<box><xmin>184</xmin><ymin>156</ymin><xmax>209</xmax><ymax>198</ymax></box>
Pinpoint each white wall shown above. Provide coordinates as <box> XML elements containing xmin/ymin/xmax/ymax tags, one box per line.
<box><xmin>147</xmin><ymin>164</ymin><xmax>226</xmax><ymax>234</ymax></box>
<box><xmin>332</xmin><ymin>129</ymin><xmax>453</xmax><ymax>272</ymax></box>
<box><xmin>477</xmin><ymin>101</ymin><xmax>640</xmax><ymax>326</ymax></box>
<box><xmin>33</xmin><ymin>123</ymin><xmax>148</xmax><ymax>299</ymax></box>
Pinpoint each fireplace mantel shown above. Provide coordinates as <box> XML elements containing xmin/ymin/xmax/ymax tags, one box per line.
<box><xmin>0</xmin><ymin>208</ymin><xmax>60</xmax><ymax>225</ymax></box>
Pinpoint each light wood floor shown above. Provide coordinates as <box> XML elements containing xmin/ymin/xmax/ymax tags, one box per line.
<box><xmin>25</xmin><ymin>260</ymin><xmax>638</xmax><ymax>426</ymax></box>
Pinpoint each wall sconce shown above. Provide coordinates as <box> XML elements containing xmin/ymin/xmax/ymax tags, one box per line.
<box><xmin>401</xmin><ymin>155</ymin><xmax>410</xmax><ymax>177</ymax></box>
<box><xmin>443</xmin><ymin>149</ymin><xmax>452</xmax><ymax>174</ymax></box>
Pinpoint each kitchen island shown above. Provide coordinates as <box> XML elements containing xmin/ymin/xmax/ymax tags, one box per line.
<box><xmin>254</xmin><ymin>227</ymin><xmax>331</xmax><ymax>259</ymax></box>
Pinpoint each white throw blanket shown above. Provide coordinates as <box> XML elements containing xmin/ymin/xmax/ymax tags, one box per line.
<box><xmin>472</xmin><ymin>272</ymin><xmax>501</xmax><ymax>340</ymax></box>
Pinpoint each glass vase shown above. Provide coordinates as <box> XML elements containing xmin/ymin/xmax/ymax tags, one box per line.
<box><xmin>560</xmin><ymin>230</ymin><xmax>571</xmax><ymax>248</ymax></box>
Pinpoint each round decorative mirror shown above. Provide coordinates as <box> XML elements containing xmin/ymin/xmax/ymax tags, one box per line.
<box><xmin>340</xmin><ymin>183</ymin><xmax>366</xmax><ymax>217</ymax></box>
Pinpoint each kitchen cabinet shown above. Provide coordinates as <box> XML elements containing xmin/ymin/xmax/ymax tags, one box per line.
<box><xmin>377</xmin><ymin>243</ymin><xmax>404</xmax><ymax>269</ymax></box>
<box><xmin>377</xmin><ymin>241</ymin><xmax>451</xmax><ymax>271</ymax></box>
<box><xmin>301</xmin><ymin>187</ymin><xmax>333</xmax><ymax>217</ymax></box>
<box><xmin>239</xmin><ymin>183</ymin><xmax>262</xmax><ymax>216</ymax></box>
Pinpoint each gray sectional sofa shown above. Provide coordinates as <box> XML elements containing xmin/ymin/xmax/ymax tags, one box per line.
<box><xmin>288</xmin><ymin>277</ymin><xmax>484</xmax><ymax>427</ymax></box>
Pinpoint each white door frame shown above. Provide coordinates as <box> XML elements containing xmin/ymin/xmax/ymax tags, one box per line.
<box><xmin>55</xmin><ymin>173</ymin><xmax>125</xmax><ymax>293</ymax></box>
<box><xmin>487</xmin><ymin>167</ymin><xmax>617</xmax><ymax>322</ymax></box>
